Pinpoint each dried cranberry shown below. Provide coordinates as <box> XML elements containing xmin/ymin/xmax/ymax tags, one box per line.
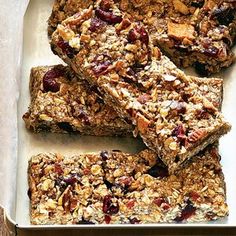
<box><xmin>189</xmin><ymin>191</ymin><xmax>200</xmax><ymax>201</ymax></box>
<box><xmin>128</xmin><ymin>25</ymin><xmax>149</xmax><ymax>45</ymax></box>
<box><xmin>147</xmin><ymin>163</ymin><xmax>169</xmax><ymax>178</ymax></box>
<box><xmin>100</xmin><ymin>0</ymin><xmax>112</xmax><ymax>11</ymax></box>
<box><xmin>57</xmin><ymin>122</ymin><xmax>74</xmax><ymax>132</ymax></box>
<box><xmin>196</xmin><ymin>109</ymin><xmax>209</xmax><ymax>119</ymax></box>
<box><xmin>126</xmin><ymin>199</ymin><xmax>135</xmax><ymax>209</ymax></box>
<box><xmin>118</xmin><ymin>176</ymin><xmax>132</xmax><ymax>187</ymax></box>
<box><xmin>172</xmin><ymin>124</ymin><xmax>187</xmax><ymax>145</ymax></box>
<box><xmin>175</xmin><ymin>201</ymin><xmax>196</xmax><ymax>222</ymax></box>
<box><xmin>104</xmin><ymin>215</ymin><xmax>111</xmax><ymax>224</ymax></box>
<box><xmin>191</xmin><ymin>0</ymin><xmax>205</xmax><ymax>8</ymax></box>
<box><xmin>89</xmin><ymin>17</ymin><xmax>106</xmax><ymax>32</ymax></box>
<box><xmin>57</xmin><ymin>40</ymin><xmax>76</xmax><ymax>59</ymax></box>
<box><xmin>212</xmin><ymin>7</ymin><xmax>235</xmax><ymax>25</ymax></box>
<box><xmin>43</xmin><ymin>68</ymin><xmax>63</xmax><ymax>92</ymax></box>
<box><xmin>95</xmin><ymin>9</ymin><xmax>122</xmax><ymax>24</ymax></box>
<box><xmin>203</xmin><ymin>45</ymin><xmax>219</xmax><ymax>57</ymax></box>
<box><xmin>92</xmin><ymin>60</ymin><xmax>111</xmax><ymax>76</ymax></box>
<box><xmin>153</xmin><ymin>197</ymin><xmax>165</xmax><ymax>207</ymax></box>
<box><xmin>102</xmin><ymin>195</ymin><xmax>119</xmax><ymax>215</ymax></box>
<box><xmin>63</xmin><ymin>175</ymin><xmax>78</xmax><ymax>185</ymax></box>
<box><xmin>54</xmin><ymin>163</ymin><xmax>64</xmax><ymax>175</ymax></box>
<box><xmin>129</xmin><ymin>218</ymin><xmax>140</xmax><ymax>224</ymax></box>
<box><xmin>100</xmin><ymin>150</ymin><xmax>109</xmax><ymax>161</ymax></box>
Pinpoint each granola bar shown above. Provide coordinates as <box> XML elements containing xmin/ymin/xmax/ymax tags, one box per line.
<box><xmin>23</xmin><ymin>65</ymin><xmax>132</xmax><ymax>135</ymax></box>
<box><xmin>23</xmin><ymin>64</ymin><xmax>223</xmax><ymax>134</ymax></box>
<box><xmin>48</xmin><ymin>0</ymin><xmax>236</xmax><ymax>74</ymax></box>
<box><xmin>50</xmin><ymin>1</ymin><xmax>231</xmax><ymax>172</ymax></box>
<box><xmin>28</xmin><ymin>146</ymin><xmax>228</xmax><ymax>224</ymax></box>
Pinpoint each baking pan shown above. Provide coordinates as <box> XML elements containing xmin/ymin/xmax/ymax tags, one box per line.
<box><xmin>1</xmin><ymin>0</ymin><xmax>236</xmax><ymax>234</ymax></box>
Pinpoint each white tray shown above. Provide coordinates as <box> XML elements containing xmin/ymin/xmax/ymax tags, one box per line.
<box><xmin>2</xmin><ymin>0</ymin><xmax>236</xmax><ymax>232</ymax></box>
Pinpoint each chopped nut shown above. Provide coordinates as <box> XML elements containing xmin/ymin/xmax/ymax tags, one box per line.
<box><xmin>168</xmin><ymin>22</ymin><xmax>195</xmax><ymax>41</ymax></box>
<box><xmin>39</xmin><ymin>114</ymin><xmax>53</xmax><ymax>122</ymax></box>
<box><xmin>169</xmin><ymin>141</ymin><xmax>178</xmax><ymax>151</ymax></box>
<box><xmin>137</xmin><ymin>114</ymin><xmax>150</xmax><ymax>134</ymax></box>
<box><xmin>41</xmin><ymin>179</ymin><xmax>54</xmax><ymax>191</ymax></box>
<box><xmin>173</xmin><ymin>0</ymin><xmax>189</xmax><ymax>15</ymax></box>
<box><xmin>91</xmin><ymin>164</ymin><xmax>102</xmax><ymax>175</ymax></box>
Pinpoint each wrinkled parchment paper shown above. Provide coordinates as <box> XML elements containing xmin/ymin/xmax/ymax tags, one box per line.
<box><xmin>0</xmin><ymin>0</ymin><xmax>29</xmax><ymax>219</ymax></box>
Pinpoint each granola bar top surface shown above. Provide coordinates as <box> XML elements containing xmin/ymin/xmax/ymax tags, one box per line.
<box><xmin>48</xmin><ymin>0</ymin><xmax>236</xmax><ymax>74</ymax></box>
<box><xmin>28</xmin><ymin>146</ymin><xmax>228</xmax><ymax>225</ymax></box>
<box><xmin>50</xmin><ymin>1</ymin><xmax>231</xmax><ymax>172</ymax></box>
<box><xmin>22</xmin><ymin>64</ymin><xmax>223</xmax><ymax>134</ymax></box>
<box><xmin>22</xmin><ymin>65</ymin><xmax>132</xmax><ymax>135</ymax></box>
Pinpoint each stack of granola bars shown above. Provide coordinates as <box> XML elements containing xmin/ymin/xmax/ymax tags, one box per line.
<box><xmin>25</xmin><ymin>0</ymin><xmax>235</xmax><ymax>225</ymax></box>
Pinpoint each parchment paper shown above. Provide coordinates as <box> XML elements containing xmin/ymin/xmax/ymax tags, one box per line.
<box><xmin>0</xmin><ymin>0</ymin><xmax>29</xmax><ymax>219</ymax></box>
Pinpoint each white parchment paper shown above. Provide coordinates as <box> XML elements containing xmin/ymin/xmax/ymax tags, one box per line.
<box><xmin>0</xmin><ymin>0</ymin><xmax>29</xmax><ymax>218</ymax></box>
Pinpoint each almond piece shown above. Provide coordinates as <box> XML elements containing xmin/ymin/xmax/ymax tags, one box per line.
<box><xmin>168</xmin><ymin>22</ymin><xmax>195</xmax><ymax>41</ymax></box>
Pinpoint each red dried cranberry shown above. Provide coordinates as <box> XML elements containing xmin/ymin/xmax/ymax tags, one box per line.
<box><xmin>147</xmin><ymin>164</ymin><xmax>169</xmax><ymax>178</ymax></box>
<box><xmin>189</xmin><ymin>191</ymin><xmax>200</xmax><ymax>201</ymax></box>
<box><xmin>95</xmin><ymin>9</ymin><xmax>122</xmax><ymax>24</ymax></box>
<box><xmin>153</xmin><ymin>197</ymin><xmax>165</xmax><ymax>207</ymax></box>
<box><xmin>175</xmin><ymin>201</ymin><xmax>196</xmax><ymax>222</ymax></box>
<box><xmin>92</xmin><ymin>60</ymin><xmax>111</xmax><ymax>76</ymax></box>
<box><xmin>196</xmin><ymin>109</ymin><xmax>209</xmax><ymax>119</ymax></box>
<box><xmin>89</xmin><ymin>17</ymin><xmax>106</xmax><ymax>32</ymax></box>
<box><xmin>162</xmin><ymin>203</ymin><xmax>171</xmax><ymax>210</ymax></box>
<box><xmin>57</xmin><ymin>122</ymin><xmax>74</xmax><ymax>132</ymax></box>
<box><xmin>129</xmin><ymin>217</ymin><xmax>140</xmax><ymax>224</ymax></box>
<box><xmin>54</xmin><ymin>163</ymin><xmax>64</xmax><ymax>175</ymax></box>
<box><xmin>100</xmin><ymin>150</ymin><xmax>109</xmax><ymax>161</ymax></box>
<box><xmin>128</xmin><ymin>26</ymin><xmax>149</xmax><ymax>45</ymax></box>
<box><xmin>172</xmin><ymin>124</ymin><xmax>187</xmax><ymax>146</ymax></box>
<box><xmin>43</xmin><ymin>68</ymin><xmax>63</xmax><ymax>92</ymax></box>
<box><xmin>118</xmin><ymin>176</ymin><xmax>132</xmax><ymax>187</ymax></box>
<box><xmin>83</xmin><ymin>168</ymin><xmax>90</xmax><ymax>175</ymax></box>
<box><xmin>126</xmin><ymin>199</ymin><xmax>135</xmax><ymax>209</ymax></box>
<box><xmin>57</xmin><ymin>40</ymin><xmax>76</xmax><ymax>59</ymax></box>
<box><xmin>100</xmin><ymin>0</ymin><xmax>112</xmax><ymax>11</ymax></box>
<box><xmin>63</xmin><ymin>175</ymin><xmax>78</xmax><ymax>185</ymax></box>
<box><xmin>104</xmin><ymin>215</ymin><xmax>111</xmax><ymax>224</ymax></box>
<box><xmin>203</xmin><ymin>45</ymin><xmax>219</xmax><ymax>57</ymax></box>
<box><xmin>102</xmin><ymin>195</ymin><xmax>119</xmax><ymax>215</ymax></box>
